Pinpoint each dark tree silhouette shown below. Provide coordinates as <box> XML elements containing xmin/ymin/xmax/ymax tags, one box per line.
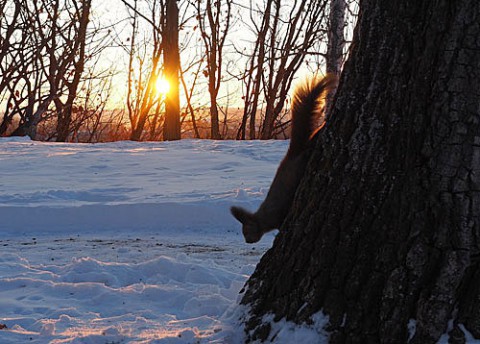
<box><xmin>0</xmin><ymin>0</ymin><xmax>42</xmax><ymax>137</ymax></box>
<box><xmin>326</xmin><ymin>0</ymin><xmax>346</xmax><ymax>77</ymax></box>
<box><xmin>125</xmin><ymin>0</ymin><xmax>164</xmax><ymax>142</ymax></box>
<box><xmin>237</xmin><ymin>0</ymin><xmax>329</xmax><ymax>140</ymax></box>
<box><xmin>54</xmin><ymin>0</ymin><xmax>91</xmax><ymax>142</ymax></box>
<box><xmin>241</xmin><ymin>1</ymin><xmax>480</xmax><ymax>343</ymax></box>
<box><xmin>163</xmin><ymin>0</ymin><xmax>181</xmax><ymax>140</ymax></box>
<box><xmin>1</xmin><ymin>0</ymin><xmax>92</xmax><ymax>140</ymax></box>
<box><xmin>195</xmin><ymin>0</ymin><xmax>232</xmax><ymax>140</ymax></box>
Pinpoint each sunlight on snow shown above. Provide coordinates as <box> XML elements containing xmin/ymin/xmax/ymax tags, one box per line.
<box><xmin>0</xmin><ymin>138</ymin><xmax>287</xmax><ymax>343</ymax></box>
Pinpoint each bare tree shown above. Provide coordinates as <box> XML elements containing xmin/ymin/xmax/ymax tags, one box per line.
<box><xmin>163</xmin><ymin>0</ymin><xmax>181</xmax><ymax>140</ymax></box>
<box><xmin>194</xmin><ymin>0</ymin><xmax>231</xmax><ymax>139</ymax></box>
<box><xmin>0</xmin><ymin>0</ymin><xmax>119</xmax><ymax>141</ymax></box>
<box><xmin>0</xmin><ymin>0</ymin><xmax>21</xmax><ymax>98</ymax></box>
<box><xmin>0</xmin><ymin>0</ymin><xmax>51</xmax><ymax>138</ymax></box>
<box><xmin>179</xmin><ymin>57</ymin><xmax>202</xmax><ymax>138</ymax></box>
<box><xmin>124</xmin><ymin>0</ymin><xmax>165</xmax><ymax>141</ymax></box>
<box><xmin>121</xmin><ymin>0</ymin><xmax>201</xmax><ymax>141</ymax></box>
<box><xmin>1</xmin><ymin>0</ymin><xmax>96</xmax><ymax>141</ymax></box>
<box><xmin>66</xmin><ymin>67</ymin><xmax>114</xmax><ymax>143</ymax></box>
<box><xmin>53</xmin><ymin>0</ymin><xmax>92</xmax><ymax>142</ymax></box>
<box><xmin>235</xmin><ymin>0</ymin><xmax>272</xmax><ymax>140</ymax></box>
<box><xmin>237</xmin><ymin>0</ymin><xmax>330</xmax><ymax>139</ymax></box>
<box><xmin>2</xmin><ymin>0</ymin><xmax>353</xmax><ymax>142</ymax></box>
<box><xmin>326</xmin><ymin>0</ymin><xmax>346</xmax><ymax>76</ymax></box>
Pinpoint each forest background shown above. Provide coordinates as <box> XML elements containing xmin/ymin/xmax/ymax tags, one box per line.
<box><xmin>0</xmin><ymin>0</ymin><xmax>357</xmax><ymax>142</ymax></box>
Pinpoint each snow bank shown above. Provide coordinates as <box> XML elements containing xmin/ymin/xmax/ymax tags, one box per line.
<box><xmin>0</xmin><ymin>138</ymin><xmax>288</xmax><ymax>343</ymax></box>
<box><xmin>0</xmin><ymin>253</ymin><xmax>250</xmax><ymax>343</ymax></box>
<box><xmin>254</xmin><ymin>312</ymin><xmax>330</xmax><ymax>344</ymax></box>
<box><xmin>0</xmin><ymin>138</ymin><xmax>285</xmax><ymax>235</ymax></box>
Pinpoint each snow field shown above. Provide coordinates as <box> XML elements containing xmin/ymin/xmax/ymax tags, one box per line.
<box><xmin>0</xmin><ymin>138</ymin><xmax>330</xmax><ymax>343</ymax></box>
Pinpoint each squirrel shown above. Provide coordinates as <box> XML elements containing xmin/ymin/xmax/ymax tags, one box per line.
<box><xmin>230</xmin><ymin>74</ymin><xmax>337</xmax><ymax>243</ymax></box>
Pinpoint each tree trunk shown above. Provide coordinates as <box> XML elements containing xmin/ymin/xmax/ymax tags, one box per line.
<box><xmin>56</xmin><ymin>0</ymin><xmax>91</xmax><ymax>142</ymax></box>
<box><xmin>325</xmin><ymin>0</ymin><xmax>346</xmax><ymax>118</ymax></box>
<box><xmin>326</xmin><ymin>0</ymin><xmax>346</xmax><ymax>77</ymax></box>
<box><xmin>11</xmin><ymin>96</ymin><xmax>53</xmax><ymax>140</ymax></box>
<box><xmin>163</xmin><ymin>0</ymin><xmax>181</xmax><ymax>141</ymax></box>
<box><xmin>210</xmin><ymin>102</ymin><xmax>221</xmax><ymax>139</ymax></box>
<box><xmin>241</xmin><ymin>1</ymin><xmax>480</xmax><ymax>343</ymax></box>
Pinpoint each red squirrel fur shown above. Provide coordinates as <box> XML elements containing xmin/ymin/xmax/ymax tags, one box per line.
<box><xmin>230</xmin><ymin>75</ymin><xmax>336</xmax><ymax>243</ymax></box>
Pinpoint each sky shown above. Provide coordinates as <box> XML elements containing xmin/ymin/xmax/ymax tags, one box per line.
<box><xmin>88</xmin><ymin>0</ymin><xmax>333</xmax><ymax>110</ymax></box>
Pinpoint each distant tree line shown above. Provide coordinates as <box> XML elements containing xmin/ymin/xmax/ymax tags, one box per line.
<box><xmin>0</xmin><ymin>0</ymin><xmax>357</xmax><ymax>142</ymax></box>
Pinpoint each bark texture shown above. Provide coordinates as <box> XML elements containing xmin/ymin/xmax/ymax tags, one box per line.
<box><xmin>326</xmin><ymin>0</ymin><xmax>346</xmax><ymax>77</ymax></box>
<box><xmin>241</xmin><ymin>1</ymin><xmax>480</xmax><ymax>343</ymax></box>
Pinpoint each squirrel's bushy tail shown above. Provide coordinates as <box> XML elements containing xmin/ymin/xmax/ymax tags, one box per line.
<box><xmin>288</xmin><ymin>74</ymin><xmax>337</xmax><ymax>156</ymax></box>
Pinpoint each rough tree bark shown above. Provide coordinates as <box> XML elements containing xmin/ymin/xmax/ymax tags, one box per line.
<box><xmin>325</xmin><ymin>0</ymin><xmax>346</xmax><ymax>118</ymax></box>
<box><xmin>241</xmin><ymin>1</ymin><xmax>480</xmax><ymax>343</ymax></box>
<box><xmin>326</xmin><ymin>0</ymin><xmax>346</xmax><ymax>77</ymax></box>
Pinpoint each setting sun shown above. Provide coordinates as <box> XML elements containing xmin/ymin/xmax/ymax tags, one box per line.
<box><xmin>156</xmin><ymin>77</ymin><xmax>170</xmax><ymax>95</ymax></box>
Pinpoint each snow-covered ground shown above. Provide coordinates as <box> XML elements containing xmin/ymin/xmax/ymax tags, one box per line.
<box><xmin>0</xmin><ymin>137</ymin><xmax>329</xmax><ymax>344</ymax></box>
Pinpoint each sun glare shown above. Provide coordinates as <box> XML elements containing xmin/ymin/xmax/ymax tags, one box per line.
<box><xmin>156</xmin><ymin>77</ymin><xmax>170</xmax><ymax>96</ymax></box>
